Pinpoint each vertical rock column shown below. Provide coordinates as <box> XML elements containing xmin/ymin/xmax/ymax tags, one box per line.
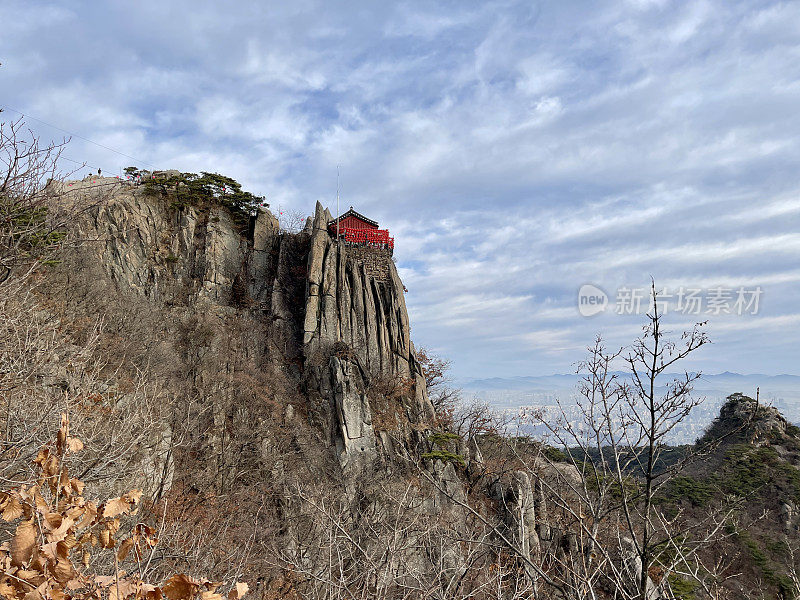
<box><xmin>302</xmin><ymin>202</ymin><xmax>436</xmax><ymax>474</ymax></box>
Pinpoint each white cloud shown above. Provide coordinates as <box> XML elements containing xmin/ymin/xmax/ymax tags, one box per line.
<box><xmin>2</xmin><ymin>0</ymin><xmax>798</xmax><ymax>377</ymax></box>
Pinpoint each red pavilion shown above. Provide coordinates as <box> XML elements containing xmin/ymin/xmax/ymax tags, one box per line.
<box><xmin>328</xmin><ymin>207</ymin><xmax>394</xmax><ymax>252</ymax></box>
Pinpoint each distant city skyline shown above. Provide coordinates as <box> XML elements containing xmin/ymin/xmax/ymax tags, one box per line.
<box><xmin>2</xmin><ymin>1</ymin><xmax>799</xmax><ymax>378</ymax></box>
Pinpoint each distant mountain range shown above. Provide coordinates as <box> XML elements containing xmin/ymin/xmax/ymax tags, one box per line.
<box><xmin>459</xmin><ymin>372</ymin><xmax>800</xmax><ymax>446</ymax></box>
<box><xmin>458</xmin><ymin>372</ymin><xmax>800</xmax><ymax>395</ymax></box>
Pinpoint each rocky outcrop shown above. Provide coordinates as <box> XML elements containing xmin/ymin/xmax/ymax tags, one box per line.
<box><xmin>311</xmin><ymin>355</ymin><xmax>379</xmax><ymax>481</ymax></box>
<box><xmin>699</xmin><ymin>392</ymin><xmax>791</xmax><ymax>449</ymax></box>
<box><xmin>620</xmin><ymin>537</ymin><xmax>661</xmax><ymax>600</ymax></box>
<box><xmin>492</xmin><ymin>471</ymin><xmax>541</xmax><ymax>575</ymax></box>
<box><xmin>60</xmin><ymin>181</ymin><xmax>434</xmax><ymax>485</ymax></box>
<box><xmin>301</xmin><ymin>201</ymin><xmax>436</xmax><ymax>475</ymax></box>
<box><xmin>48</xmin><ymin>177</ymin><xmax>632</xmax><ymax>597</ymax></box>
<box><xmin>60</xmin><ymin>177</ymin><xmax>280</xmax><ymax>309</ymax></box>
<box><xmin>303</xmin><ymin>202</ymin><xmax>414</xmax><ymax>375</ymax></box>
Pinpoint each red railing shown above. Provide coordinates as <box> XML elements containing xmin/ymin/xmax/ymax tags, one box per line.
<box><xmin>335</xmin><ymin>227</ymin><xmax>394</xmax><ymax>250</ymax></box>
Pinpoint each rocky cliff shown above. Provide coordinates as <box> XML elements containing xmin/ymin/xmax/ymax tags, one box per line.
<box><xmin>42</xmin><ymin>177</ymin><xmax>573</xmax><ymax>596</ymax></box>
<box><xmin>56</xmin><ymin>177</ymin><xmax>435</xmax><ymax>488</ymax></box>
<box><xmin>301</xmin><ymin>201</ymin><xmax>435</xmax><ymax>479</ymax></box>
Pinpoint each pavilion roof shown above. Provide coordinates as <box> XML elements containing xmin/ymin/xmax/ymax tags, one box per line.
<box><xmin>327</xmin><ymin>206</ymin><xmax>379</xmax><ymax>228</ymax></box>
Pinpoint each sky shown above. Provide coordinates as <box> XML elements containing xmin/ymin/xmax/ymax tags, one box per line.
<box><xmin>1</xmin><ymin>0</ymin><xmax>799</xmax><ymax>379</ymax></box>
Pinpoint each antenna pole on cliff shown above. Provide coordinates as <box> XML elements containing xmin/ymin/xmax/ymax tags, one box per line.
<box><xmin>336</xmin><ymin>166</ymin><xmax>341</xmax><ymax>342</ymax></box>
<box><xmin>336</xmin><ymin>166</ymin><xmax>340</xmax><ymax>241</ymax></box>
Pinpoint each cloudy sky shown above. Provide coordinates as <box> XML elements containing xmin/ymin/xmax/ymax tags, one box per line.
<box><xmin>2</xmin><ymin>0</ymin><xmax>799</xmax><ymax>379</ymax></box>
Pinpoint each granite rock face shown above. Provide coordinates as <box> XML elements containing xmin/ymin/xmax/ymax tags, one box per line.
<box><xmin>331</xmin><ymin>356</ymin><xmax>377</xmax><ymax>477</ymax></box>
<box><xmin>62</xmin><ymin>181</ymin><xmax>434</xmax><ymax>484</ymax></box>
<box><xmin>492</xmin><ymin>471</ymin><xmax>541</xmax><ymax>571</ymax></box>
<box><xmin>62</xmin><ymin>177</ymin><xmax>280</xmax><ymax>309</ymax></box>
<box><xmin>302</xmin><ymin>201</ymin><xmax>435</xmax><ymax>475</ymax></box>
<box><xmin>304</xmin><ymin>201</ymin><xmax>412</xmax><ymax>373</ymax></box>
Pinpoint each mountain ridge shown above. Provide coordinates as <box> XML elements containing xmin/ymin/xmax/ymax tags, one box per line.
<box><xmin>459</xmin><ymin>371</ymin><xmax>800</xmax><ymax>391</ymax></box>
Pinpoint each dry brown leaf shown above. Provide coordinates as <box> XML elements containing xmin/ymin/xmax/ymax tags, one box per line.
<box><xmin>134</xmin><ymin>524</ymin><xmax>158</xmax><ymax>549</ymax></box>
<box><xmin>81</xmin><ymin>550</ymin><xmax>90</xmax><ymax>568</ymax></box>
<box><xmin>116</xmin><ymin>538</ymin><xmax>134</xmax><ymax>562</ymax></box>
<box><xmin>200</xmin><ymin>592</ymin><xmax>223</xmax><ymax>600</ymax></box>
<box><xmin>30</xmin><ymin>555</ymin><xmax>46</xmax><ymax>574</ymax></box>
<box><xmin>14</xmin><ymin>571</ymin><xmax>41</xmax><ymax>583</ymax></box>
<box><xmin>49</xmin><ymin>587</ymin><xmax>67</xmax><ymax>600</ymax></box>
<box><xmin>42</xmin><ymin>456</ymin><xmax>59</xmax><ymax>479</ymax></box>
<box><xmin>0</xmin><ymin>580</ymin><xmax>16</xmax><ymax>599</ymax></box>
<box><xmin>21</xmin><ymin>587</ymin><xmax>42</xmax><ymax>600</ymax></box>
<box><xmin>33</xmin><ymin>450</ymin><xmax>48</xmax><ymax>467</ymax></box>
<box><xmin>109</xmin><ymin>577</ymin><xmax>138</xmax><ymax>600</ymax></box>
<box><xmin>98</xmin><ymin>529</ymin><xmax>112</xmax><ymax>549</ymax></box>
<box><xmin>10</xmin><ymin>519</ymin><xmax>36</xmax><ymax>567</ymax></box>
<box><xmin>77</xmin><ymin>503</ymin><xmax>97</xmax><ymax>529</ymax></box>
<box><xmin>107</xmin><ymin>519</ymin><xmax>121</xmax><ymax>535</ymax></box>
<box><xmin>58</xmin><ymin>469</ymin><xmax>70</xmax><ymax>494</ymax></box>
<box><xmin>102</xmin><ymin>498</ymin><xmax>131</xmax><ymax>519</ymax></box>
<box><xmin>45</xmin><ymin>517</ymin><xmax>73</xmax><ymax>543</ymax></box>
<box><xmin>53</xmin><ymin>558</ymin><xmax>75</xmax><ymax>584</ymax></box>
<box><xmin>69</xmin><ymin>478</ymin><xmax>84</xmax><ymax>496</ymax></box>
<box><xmin>124</xmin><ymin>490</ymin><xmax>142</xmax><ymax>504</ymax></box>
<box><xmin>60</xmin><ymin>534</ymin><xmax>77</xmax><ymax>552</ymax></box>
<box><xmin>55</xmin><ymin>541</ymin><xmax>71</xmax><ymax>560</ymax></box>
<box><xmin>43</xmin><ymin>513</ymin><xmax>62</xmax><ymax>531</ymax></box>
<box><xmin>57</xmin><ymin>416</ymin><xmax>68</xmax><ymax>453</ymax></box>
<box><xmin>228</xmin><ymin>583</ymin><xmax>248</xmax><ymax>600</ymax></box>
<box><xmin>122</xmin><ymin>491</ymin><xmax>142</xmax><ymax>516</ymax></box>
<box><xmin>66</xmin><ymin>438</ymin><xmax>83</xmax><ymax>453</ymax></box>
<box><xmin>94</xmin><ymin>576</ymin><xmax>115</xmax><ymax>588</ymax></box>
<box><xmin>163</xmin><ymin>575</ymin><xmax>201</xmax><ymax>600</ymax></box>
<box><xmin>141</xmin><ymin>584</ymin><xmax>162</xmax><ymax>600</ymax></box>
<box><xmin>17</xmin><ymin>487</ymin><xmax>43</xmax><ymax>514</ymax></box>
<box><xmin>1</xmin><ymin>496</ymin><xmax>23</xmax><ymax>522</ymax></box>
<box><xmin>39</xmin><ymin>542</ymin><xmax>58</xmax><ymax>562</ymax></box>
<box><xmin>33</xmin><ymin>493</ymin><xmax>47</xmax><ymax>513</ymax></box>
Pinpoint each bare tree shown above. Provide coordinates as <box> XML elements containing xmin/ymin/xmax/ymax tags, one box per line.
<box><xmin>272</xmin><ymin>473</ymin><xmax>546</xmax><ymax>600</ymax></box>
<box><xmin>0</xmin><ymin>117</ymin><xmax>75</xmax><ymax>282</ymax></box>
<box><xmin>417</xmin><ymin>347</ymin><xmax>459</xmax><ymax>416</ymax></box>
<box><xmin>519</xmin><ymin>282</ymin><xmax>743</xmax><ymax>598</ymax></box>
<box><xmin>0</xmin><ymin>118</ymin><xmax>171</xmax><ymax>498</ymax></box>
<box><xmin>278</xmin><ymin>208</ymin><xmax>309</xmax><ymax>234</ymax></box>
<box><xmin>416</xmin><ymin>347</ymin><xmax>507</xmax><ymax>440</ymax></box>
<box><xmin>404</xmin><ymin>285</ymin><xmax>743</xmax><ymax>599</ymax></box>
